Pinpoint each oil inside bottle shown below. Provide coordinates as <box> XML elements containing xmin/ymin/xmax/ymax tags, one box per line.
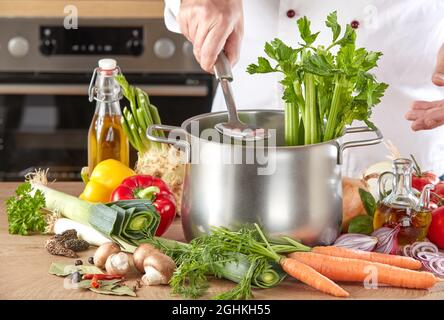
<box><xmin>87</xmin><ymin>59</ymin><xmax>129</xmax><ymax>175</ymax></box>
<box><xmin>88</xmin><ymin>113</ymin><xmax>129</xmax><ymax>174</ymax></box>
<box><xmin>373</xmin><ymin>203</ymin><xmax>432</xmax><ymax>245</ymax></box>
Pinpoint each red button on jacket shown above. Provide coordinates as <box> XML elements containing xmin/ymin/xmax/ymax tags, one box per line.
<box><xmin>287</xmin><ymin>9</ymin><xmax>296</xmax><ymax>18</ymax></box>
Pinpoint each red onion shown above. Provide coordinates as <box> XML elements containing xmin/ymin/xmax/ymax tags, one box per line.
<box><xmin>402</xmin><ymin>244</ymin><xmax>412</xmax><ymax>257</ymax></box>
<box><xmin>416</xmin><ymin>251</ymin><xmax>440</xmax><ymax>262</ymax></box>
<box><xmin>401</xmin><ymin>241</ymin><xmax>444</xmax><ymax>277</ymax></box>
<box><xmin>428</xmin><ymin>257</ymin><xmax>444</xmax><ymax>276</ymax></box>
<box><xmin>333</xmin><ymin>233</ymin><xmax>378</xmax><ymax>251</ymax></box>
<box><xmin>371</xmin><ymin>226</ymin><xmax>400</xmax><ymax>255</ymax></box>
<box><xmin>410</xmin><ymin>242</ymin><xmax>438</xmax><ymax>259</ymax></box>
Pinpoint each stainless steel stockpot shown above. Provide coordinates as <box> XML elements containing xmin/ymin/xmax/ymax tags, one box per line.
<box><xmin>147</xmin><ymin>110</ymin><xmax>382</xmax><ymax>245</ymax></box>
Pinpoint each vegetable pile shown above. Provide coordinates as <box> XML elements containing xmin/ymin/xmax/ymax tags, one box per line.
<box><xmin>144</xmin><ymin>224</ymin><xmax>440</xmax><ymax>299</ymax></box>
<box><xmin>148</xmin><ymin>225</ymin><xmax>308</xmax><ymax>299</ymax></box>
<box><xmin>248</xmin><ymin>12</ymin><xmax>388</xmax><ymax>146</ymax></box>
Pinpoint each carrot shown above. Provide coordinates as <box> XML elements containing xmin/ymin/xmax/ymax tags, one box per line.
<box><xmin>288</xmin><ymin>252</ymin><xmax>438</xmax><ymax>290</ymax></box>
<box><xmin>312</xmin><ymin>246</ymin><xmax>422</xmax><ymax>270</ymax></box>
<box><xmin>280</xmin><ymin>257</ymin><xmax>350</xmax><ymax>298</ymax></box>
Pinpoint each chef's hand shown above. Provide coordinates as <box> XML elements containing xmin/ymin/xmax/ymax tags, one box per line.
<box><xmin>405</xmin><ymin>44</ymin><xmax>444</xmax><ymax>131</ymax></box>
<box><xmin>178</xmin><ymin>0</ymin><xmax>244</xmax><ymax>73</ymax></box>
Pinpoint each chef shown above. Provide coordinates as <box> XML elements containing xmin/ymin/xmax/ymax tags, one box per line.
<box><xmin>164</xmin><ymin>0</ymin><xmax>444</xmax><ymax>177</ymax></box>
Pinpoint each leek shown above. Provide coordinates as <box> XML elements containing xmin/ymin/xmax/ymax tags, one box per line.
<box><xmin>31</xmin><ymin>183</ymin><xmax>160</xmax><ymax>248</ymax></box>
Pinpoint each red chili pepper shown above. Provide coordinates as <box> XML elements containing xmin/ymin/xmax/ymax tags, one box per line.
<box><xmin>110</xmin><ymin>175</ymin><xmax>176</xmax><ymax>236</ymax></box>
<box><xmin>90</xmin><ymin>275</ymin><xmax>100</xmax><ymax>288</ymax></box>
<box><xmin>83</xmin><ymin>274</ymin><xmax>124</xmax><ymax>280</ymax></box>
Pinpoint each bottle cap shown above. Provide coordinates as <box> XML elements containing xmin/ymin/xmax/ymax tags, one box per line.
<box><xmin>98</xmin><ymin>58</ymin><xmax>117</xmax><ymax>70</ymax></box>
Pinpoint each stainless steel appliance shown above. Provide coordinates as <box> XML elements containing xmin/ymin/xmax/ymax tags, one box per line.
<box><xmin>0</xmin><ymin>18</ymin><xmax>214</xmax><ymax>181</ymax></box>
<box><xmin>147</xmin><ymin>110</ymin><xmax>383</xmax><ymax>245</ymax></box>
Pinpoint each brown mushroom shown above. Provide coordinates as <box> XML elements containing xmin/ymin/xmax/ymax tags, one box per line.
<box><xmin>132</xmin><ymin>243</ymin><xmax>161</xmax><ymax>273</ymax></box>
<box><xmin>93</xmin><ymin>242</ymin><xmax>120</xmax><ymax>269</ymax></box>
<box><xmin>105</xmin><ymin>252</ymin><xmax>130</xmax><ymax>276</ymax></box>
<box><xmin>141</xmin><ymin>251</ymin><xmax>176</xmax><ymax>285</ymax></box>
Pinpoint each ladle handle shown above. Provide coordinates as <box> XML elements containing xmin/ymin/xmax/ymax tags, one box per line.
<box><xmin>214</xmin><ymin>52</ymin><xmax>233</xmax><ymax>82</ymax></box>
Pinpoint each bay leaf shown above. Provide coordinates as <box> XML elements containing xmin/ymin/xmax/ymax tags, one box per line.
<box><xmin>75</xmin><ymin>280</ymin><xmax>93</xmax><ymax>289</ymax></box>
<box><xmin>90</xmin><ymin>285</ymin><xmax>136</xmax><ymax>297</ymax></box>
<box><xmin>49</xmin><ymin>262</ymin><xmax>103</xmax><ymax>277</ymax></box>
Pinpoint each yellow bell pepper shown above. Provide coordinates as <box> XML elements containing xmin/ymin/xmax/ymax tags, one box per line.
<box><xmin>80</xmin><ymin>159</ymin><xmax>135</xmax><ymax>203</ymax></box>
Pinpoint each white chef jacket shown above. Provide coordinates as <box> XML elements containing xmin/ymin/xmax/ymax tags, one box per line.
<box><xmin>164</xmin><ymin>0</ymin><xmax>444</xmax><ymax>177</ymax></box>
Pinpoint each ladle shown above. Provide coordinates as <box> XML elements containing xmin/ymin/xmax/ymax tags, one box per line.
<box><xmin>213</xmin><ymin>52</ymin><xmax>269</xmax><ymax>141</ymax></box>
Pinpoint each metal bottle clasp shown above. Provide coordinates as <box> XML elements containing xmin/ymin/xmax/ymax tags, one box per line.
<box><xmin>87</xmin><ymin>66</ymin><xmax>122</xmax><ymax>103</ymax></box>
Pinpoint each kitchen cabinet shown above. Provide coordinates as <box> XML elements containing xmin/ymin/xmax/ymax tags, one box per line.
<box><xmin>0</xmin><ymin>0</ymin><xmax>164</xmax><ymax>18</ymax></box>
<box><xmin>0</xmin><ymin>182</ymin><xmax>443</xmax><ymax>300</ymax></box>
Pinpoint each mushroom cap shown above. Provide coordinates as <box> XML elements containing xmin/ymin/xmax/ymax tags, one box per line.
<box><xmin>105</xmin><ymin>252</ymin><xmax>130</xmax><ymax>276</ymax></box>
<box><xmin>143</xmin><ymin>251</ymin><xmax>176</xmax><ymax>281</ymax></box>
<box><xmin>133</xmin><ymin>243</ymin><xmax>160</xmax><ymax>273</ymax></box>
<box><xmin>93</xmin><ymin>242</ymin><xmax>120</xmax><ymax>269</ymax></box>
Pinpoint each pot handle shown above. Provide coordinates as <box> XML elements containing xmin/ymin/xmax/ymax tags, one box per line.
<box><xmin>146</xmin><ymin>124</ymin><xmax>191</xmax><ymax>163</ymax></box>
<box><xmin>338</xmin><ymin>126</ymin><xmax>383</xmax><ymax>164</ymax></box>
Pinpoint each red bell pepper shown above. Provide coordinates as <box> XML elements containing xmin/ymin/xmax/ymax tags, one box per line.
<box><xmin>110</xmin><ymin>175</ymin><xmax>176</xmax><ymax>236</ymax></box>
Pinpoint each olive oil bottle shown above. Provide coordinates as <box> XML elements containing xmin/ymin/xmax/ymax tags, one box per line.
<box><xmin>87</xmin><ymin>59</ymin><xmax>129</xmax><ymax>175</ymax></box>
<box><xmin>374</xmin><ymin>158</ymin><xmax>433</xmax><ymax>245</ymax></box>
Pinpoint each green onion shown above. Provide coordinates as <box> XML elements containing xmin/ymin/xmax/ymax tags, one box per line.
<box><xmin>115</xmin><ymin>74</ymin><xmax>164</xmax><ymax>152</ymax></box>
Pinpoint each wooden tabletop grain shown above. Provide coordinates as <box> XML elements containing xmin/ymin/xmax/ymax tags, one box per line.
<box><xmin>0</xmin><ymin>182</ymin><xmax>443</xmax><ymax>300</ymax></box>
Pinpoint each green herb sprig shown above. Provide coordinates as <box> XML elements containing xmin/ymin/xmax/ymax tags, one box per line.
<box><xmin>6</xmin><ymin>182</ymin><xmax>46</xmax><ymax>235</ymax></box>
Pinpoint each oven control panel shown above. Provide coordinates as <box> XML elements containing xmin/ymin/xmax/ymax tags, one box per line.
<box><xmin>39</xmin><ymin>26</ymin><xmax>144</xmax><ymax>56</ymax></box>
<box><xmin>0</xmin><ymin>18</ymin><xmax>201</xmax><ymax>73</ymax></box>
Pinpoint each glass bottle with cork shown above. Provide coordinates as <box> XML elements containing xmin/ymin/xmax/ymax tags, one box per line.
<box><xmin>374</xmin><ymin>158</ymin><xmax>433</xmax><ymax>245</ymax></box>
<box><xmin>87</xmin><ymin>59</ymin><xmax>129</xmax><ymax>175</ymax></box>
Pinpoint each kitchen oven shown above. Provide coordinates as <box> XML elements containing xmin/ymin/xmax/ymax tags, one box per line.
<box><xmin>0</xmin><ymin>18</ymin><xmax>214</xmax><ymax>181</ymax></box>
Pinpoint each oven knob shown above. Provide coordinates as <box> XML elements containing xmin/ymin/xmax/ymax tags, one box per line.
<box><xmin>182</xmin><ymin>41</ymin><xmax>194</xmax><ymax>58</ymax></box>
<box><xmin>153</xmin><ymin>38</ymin><xmax>175</xmax><ymax>59</ymax></box>
<box><xmin>8</xmin><ymin>36</ymin><xmax>29</xmax><ymax>58</ymax></box>
<box><xmin>39</xmin><ymin>38</ymin><xmax>56</xmax><ymax>56</ymax></box>
<box><xmin>126</xmin><ymin>39</ymin><xmax>144</xmax><ymax>56</ymax></box>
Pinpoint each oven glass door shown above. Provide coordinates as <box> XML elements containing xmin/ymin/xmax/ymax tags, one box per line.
<box><xmin>0</xmin><ymin>74</ymin><xmax>213</xmax><ymax>181</ymax></box>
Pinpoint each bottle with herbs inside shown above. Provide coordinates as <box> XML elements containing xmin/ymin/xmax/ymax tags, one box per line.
<box><xmin>374</xmin><ymin>158</ymin><xmax>433</xmax><ymax>245</ymax></box>
<box><xmin>87</xmin><ymin>59</ymin><xmax>129</xmax><ymax>175</ymax></box>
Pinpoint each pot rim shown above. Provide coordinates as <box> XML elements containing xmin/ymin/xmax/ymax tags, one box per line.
<box><xmin>181</xmin><ymin>109</ymin><xmax>341</xmax><ymax>150</ymax></box>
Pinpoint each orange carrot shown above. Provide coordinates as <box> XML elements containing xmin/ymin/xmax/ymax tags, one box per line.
<box><xmin>280</xmin><ymin>257</ymin><xmax>349</xmax><ymax>298</ymax></box>
<box><xmin>288</xmin><ymin>252</ymin><xmax>438</xmax><ymax>290</ymax></box>
<box><xmin>312</xmin><ymin>246</ymin><xmax>422</xmax><ymax>270</ymax></box>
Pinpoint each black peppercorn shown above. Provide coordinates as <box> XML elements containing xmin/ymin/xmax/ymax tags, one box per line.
<box><xmin>74</xmin><ymin>259</ymin><xmax>83</xmax><ymax>266</ymax></box>
<box><xmin>72</xmin><ymin>271</ymin><xmax>81</xmax><ymax>283</ymax></box>
<box><xmin>88</xmin><ymin>256</ymin><xmax>94</xmax><ymax>265</ymax></box>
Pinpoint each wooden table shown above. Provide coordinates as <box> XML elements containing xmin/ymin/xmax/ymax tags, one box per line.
<box><xmin>0</xmin><ymin>182</ymin><xmax>443</xmax><ymax>300</ymax></box>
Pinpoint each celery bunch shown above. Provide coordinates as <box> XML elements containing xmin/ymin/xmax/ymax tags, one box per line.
<box><xmin>247</xmin><ymin>11</ymin><xmax>388</xmax><ymax>146</ymax></box>
<box><xmin>115</xmin><ymin>75</ymin><xmax>164</xmax><ymax>152</ymax></box>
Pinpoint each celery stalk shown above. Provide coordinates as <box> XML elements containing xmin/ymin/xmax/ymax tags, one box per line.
<box><xmin>284</xmin><ymin>102</ymin><xmax>299</xmax><ymax>146</ymax></box>
<box><xmin>304</xmin><ymin>73</ymin><xmax>318</xmax><ymax>144</ymax></box>
<box><xmin>324</xmin><ymin>74</ymin><xmax>345</xmax><ymax>141</ymax></box>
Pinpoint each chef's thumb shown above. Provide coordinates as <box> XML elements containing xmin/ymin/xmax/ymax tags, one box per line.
<box><xmin>432</xmin><ymin>43</ymin><xmax>444</xmax><ymax>86</ymax></box>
